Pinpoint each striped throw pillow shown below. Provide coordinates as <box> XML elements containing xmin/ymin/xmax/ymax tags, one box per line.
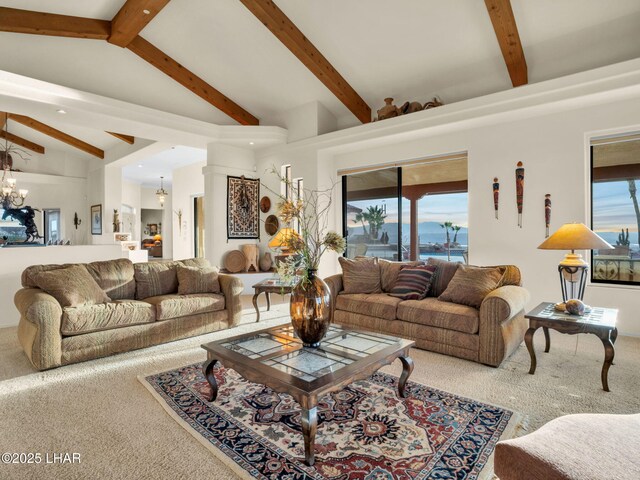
<box><xmin>388</xmin><ymin>265</ymin><xmax>437</xmax><ymax>300</ymax></box>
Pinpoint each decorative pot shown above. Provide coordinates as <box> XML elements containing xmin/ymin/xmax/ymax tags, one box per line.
<box><xmin>290</xmin><ymin>269</ymin><xmax>332</xmax><ymax>347</ymax></box>
<box><xmin>259</xmin><ymin>252</ymin><xmax>273</xmax><ymax>272</ymax></box>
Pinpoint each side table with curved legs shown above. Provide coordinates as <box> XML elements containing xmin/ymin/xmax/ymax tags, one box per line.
<box><xmin>524</xmin><ymin>302</ymin><xmax>618</xmax><ymax>392</ymax></box>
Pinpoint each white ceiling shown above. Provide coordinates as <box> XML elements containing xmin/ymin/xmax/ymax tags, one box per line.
<box><xmin>0</xmin><ymin>0</ymin><xmax>638</xmax><ymax>130</ymax></box>
<box><xmin>121</xmin><ymin>145</ymin><xmax>206</xmax><ymax>188</ymax></box>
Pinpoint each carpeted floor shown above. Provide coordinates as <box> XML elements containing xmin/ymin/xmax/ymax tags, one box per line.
<box><xmin>1</xmin><ymin>301</ymin><xmax>639</xmax><ymax>480</ymax></box>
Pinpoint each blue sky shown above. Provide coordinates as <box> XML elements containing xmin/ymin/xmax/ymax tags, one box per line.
<box><xmin>347</xmin><ymin>180</ymin><xmax>639</xmax><ymax>234</ymax></box>
<box><xmin>593</xmin><ymin>180</ymin><xmax>639</xmax><ymax>232</ymax></box>
<box><xmin>348</xmin><ymin>192</ymin><xmax>469</xmax><ymax>226</ymax></box>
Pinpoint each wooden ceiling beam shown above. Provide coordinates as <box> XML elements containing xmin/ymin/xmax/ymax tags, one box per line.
<box><xmin>0</xmin><ymin>112</ymin><xmax>7</xmax><ymax>129</ymax></box>
<box><xmin>8</xmin><ymin>114</ymin><xmax>104</xmax><ymax>159</ymax></box>
<box><xmin>127</xmin><ymin>35</ymin><xmax>259</xmax><ymax>125</ymax></box>
<box><xmin>0</xmin><ymin>7</ymin><xmax>111</xmax><ymax>39</ymax></box>
<box><xmin>239</xmin><ymin>0</ymin><xmax>371</xmax><ymax>124</ymax></box>
<box><xmin>484</xmin><ymin>0</ymin><xmax>528</xmax><ymax>87</ymax></box>
<box><xmin>0</xmin><ymin>129</ymin><xmax>46</xmax><ymax>155</ymax></box>
<box><xmin>107</xmin><ymin>131</ymin><xmax>135</xmax><ymax>144</ymax></box>
<box><xmin>108</xmin><ymin>0</ymin><xmax>171</xmax><ymax>47</ymax></box>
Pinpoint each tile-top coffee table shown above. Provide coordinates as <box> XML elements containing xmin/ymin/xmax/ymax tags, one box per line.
<box><xmin>525</xmin><ymin>302</ymin><xmax>618</xmax><ymax>391</ymax></box>
<box><xmin>201</xmin><ymin>324</ymin><xmax>415</xmax><ymax>466</ymax></box>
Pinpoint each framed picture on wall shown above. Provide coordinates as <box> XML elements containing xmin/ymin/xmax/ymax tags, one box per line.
<box><xmin>91</xmin><ymin>204</ymin><xmax>102</xmax><ymax>235</ymax></box>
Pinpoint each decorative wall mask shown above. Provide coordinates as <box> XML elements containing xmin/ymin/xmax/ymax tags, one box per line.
<box><xmin>174</xmin><ymin>209</ymin><xmax>183</xmax><ymax>235</ymax></box>
<box><xmin>515</xmin><ymin>162</ymin><xmax>525</xmax><ymax>228</ymax></box>
<box><xmin>227</xmin><ymin>175</ymin><xmax>260</xmax><ymax>239</ymax></box>
<box><xmin>492</xmin><ymin>177</ymin><xmax>500</xmax><ymax>219</ymax></box>
<box><xmin>545</xmin><ymin>194</ymin><xmax>552</xmax><ymax>238</ymax></box>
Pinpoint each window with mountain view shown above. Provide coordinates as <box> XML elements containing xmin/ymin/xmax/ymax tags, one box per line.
<box><xmin>591</xmin><ymin>135</ymin><xmax>640</xmax><ymax>285</ymax></box>
<box><xmin>342</xmin><ymin>156</ymin><xmax>468</xmax><ymax>262</ymax></box>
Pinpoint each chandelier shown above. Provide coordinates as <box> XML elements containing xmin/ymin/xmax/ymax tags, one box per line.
<box><xmin>156</xmin><ymin>176</ymin><xmax>168</xmax><ymax>207</ymax></box>
<box><xmin>1</xmin><ymin>167</ymin><xmax>28</xmax><ymax>210</ymax></box>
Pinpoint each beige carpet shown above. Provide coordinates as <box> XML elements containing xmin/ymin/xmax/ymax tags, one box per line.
<box><xmin>1</xmin><ymin>302</ymin><xmax>639</xmax><ymax>480</ymax></box>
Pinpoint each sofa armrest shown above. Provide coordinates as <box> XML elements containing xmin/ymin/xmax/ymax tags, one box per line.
<box><xmin>478</xmin><ymin>285</ymin><xmax>530</xmax><ymax>367</ymax></box>
<box><xmin>218</xmin><ymin>274</ymin><xmax>244</xmax><ymax>327</ymax></box>
<box><xmin>14</xmin><ymin>288</ymin><xmax>63</xmax><ymax>370</ymax></box>
<box><xmin>323</xmin><ymin>274</ymin><xmax>343</xmax><ymax>308</ymax></box>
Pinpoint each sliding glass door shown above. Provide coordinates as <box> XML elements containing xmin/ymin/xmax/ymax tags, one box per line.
<box><xmin>342</xmin><ymin>167</ymin><xmax>402</xmax><ymax>260</ymax></box>
<box><xmin>342</xmin><ymin>157</ymin><xmax>469</xmax><ymax>262</ymax></box>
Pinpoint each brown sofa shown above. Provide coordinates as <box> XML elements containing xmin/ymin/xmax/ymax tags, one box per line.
<box><xmin>15</xmin><ymin>258</ymin><xmax>243</xmax><ymax>370</ymax></box>
<box><xmin>325</xmin><ymin>258</ymin><xmax>530</xmax><ymax>367</ymax></box>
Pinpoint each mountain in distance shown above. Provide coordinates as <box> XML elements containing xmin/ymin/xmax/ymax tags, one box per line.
<box><xmin>348</xmin><ymin>221</ymin><xmax>468</xmax><ymax>245</ymax></box>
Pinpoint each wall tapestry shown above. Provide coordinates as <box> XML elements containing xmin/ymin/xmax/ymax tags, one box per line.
<box><xmin>227</xmin><ymin>175</ymin><xmax>260</xmax><ymax>239</ymax></box>
<box><xmin>515</xmin><ymin>162</ymin><xmax>525</xmax><ymax>228</ymax></box>
<box><xmin>545</xmin><ymin>194</ymin><xmax>552</xmax><ymax>238</ymax></box>
<box><xmin>492</xmin><ymin>177</ymin><xmax>500</xmax><ymax>219</ymax></box>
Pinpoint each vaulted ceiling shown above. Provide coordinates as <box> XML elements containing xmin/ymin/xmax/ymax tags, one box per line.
<box><xmin>1</xmin><ymin>0</ymin><xmax>639</xmax><ymax>135</ymax></box>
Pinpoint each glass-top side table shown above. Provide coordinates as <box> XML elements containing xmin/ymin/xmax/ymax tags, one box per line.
<box><xmin>524</xmin><ymin>302</ymin><xmax>618</xmax><ymax>391</ymax></box>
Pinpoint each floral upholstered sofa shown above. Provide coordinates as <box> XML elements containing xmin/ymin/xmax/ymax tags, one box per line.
<box><xmin>325</xmin><ymin>257</ymin><xmax>530</xmax><ymax>367</ymax></box>
<box><xmin>15</xmin><ymin>258</ymin><xmax>243</xmax><ymax>370</ymax></box>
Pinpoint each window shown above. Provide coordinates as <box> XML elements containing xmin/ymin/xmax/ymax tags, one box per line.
<box><xmin>342</xmin><ymin>156</ymin><xmax>468</xmax><ymax>262</ymax></box>
<box><xmin>0</xmin><ymin>208</ymin><xmax>26</xmax><ymax>243</ymax></box>
<box><xmin>43</xmin><ymin>209</ymin><xmax>61</xmax><ymax>244</ymax></box>
<box><xmin>591</xmin><ymin>135</ymin><xmax>640</xmax><ymax>285</ymax></box>
<box><xmin>281</xmin><ymin>164</ymin><xmax>292</xmax><ymax>199</ymax></box>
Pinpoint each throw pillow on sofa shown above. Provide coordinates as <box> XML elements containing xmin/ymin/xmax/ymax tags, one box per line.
<box><xmin>32</xmin><ymin>264</ymin><xmax>111</xmax><ymax>307</ymax></box>
<box><xmin>426</xmin><ymin>257</ymin><xmax>462</xmax><ymax>297</ymax></box>
<box><xmin>388</xmin><ymin>264</ymin><xmax>437</xmax><ymax>300</ymax></box>
<box><xmin>379</xmin><ymin>259</ymin><xmax>424</xmax><ymax>292</ymax></box>
<box><xmin>338</xmin><ymin>256</ymin><xmax>381</xmax><ymax>294</ymax></box>
<box><xmin>177</xmin><ymin>265</ymin><xmax>221</xmax><ymax>295</ymax></box>
<box><xmin>438</xmin><ymin>265</ymin><xmax>505</xmax><ymax>308</ymax></box>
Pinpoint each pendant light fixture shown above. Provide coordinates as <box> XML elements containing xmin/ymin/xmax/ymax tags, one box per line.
<box><xmin>156</xmin><ymin>176</ymin><xmax>168</xmax><ymax>208</ymax></box>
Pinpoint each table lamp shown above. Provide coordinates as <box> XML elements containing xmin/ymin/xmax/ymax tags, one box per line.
<box><xmin>268</xmin><ymin>227</ymin><xmax>300</xmax><ymax>266</ymax></box>
<box><xmin>538</xmin><ymin>222</ymin><xmax>613</xmax><ymax>303</ymax></box>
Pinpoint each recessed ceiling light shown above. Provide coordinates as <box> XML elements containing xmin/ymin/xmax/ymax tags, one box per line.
<box><xmin>56</xmin><ymin>109</ymin><xmax>66</xmax><ymax>114</ymax></box>
<box><xmin>142</xmin><ymin>9</ymin><xmax>150</xmax><ymax>14</ymax></box>
<box><xmin>138</xmin><ymin>164</ymin><xmax>143</xmax><ymax>168</ymax></box>
<box><xmin>249</xmin><ymin>141</ymin><xmax>255</xmax><ymax>145</ymax></box>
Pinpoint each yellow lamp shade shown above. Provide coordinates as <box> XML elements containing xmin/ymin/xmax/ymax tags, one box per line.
<box><xmin>153</xmin><ymin>234</ymin><xmax>162</xmax><ymax>242</ymax></box>
<box><xmin>538</xmin><ymin>222</ymin><xmax>612</xmax><ymax>267</ymax></box>
<box><xmin>268</xmin><ymin>228</ymin><xmax>299</xmax><ymax>249</ymax></box>
<box><xmin>538</xmin><ymin>223</ymin><xmax>612</xmax><ymax>251</ymax></box>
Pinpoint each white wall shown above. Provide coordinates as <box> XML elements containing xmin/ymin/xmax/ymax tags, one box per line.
<box><xmin>6</xmin><ymin>171</ymin><xmax>90</xmax><ymax>245</ymax></box>
<box><xmin>171</xmin><ymin>161</ymin><xmax>205</xmax><ymax>261</ymax></box>
<box><xmin>205</xmin><ymin>144</ymin><xmax>258</xmax><ymax>268</ymax></box>
<box><xmin>121</xmin><ymin>179</ymin><xmax>141</xmax><ymax>240</ymax></box>
<box><xmin>3</xmin><ymin>148</ymin><xmax>94</xmax><ymax>244</ymax></box>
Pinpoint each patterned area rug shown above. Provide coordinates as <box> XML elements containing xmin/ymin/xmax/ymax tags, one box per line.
<box><xmin>140</xmin><ymin>363</ymin><xmax>522</xmax><ymax>480</ymax></box>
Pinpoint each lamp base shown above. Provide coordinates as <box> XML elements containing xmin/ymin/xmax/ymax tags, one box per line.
<box><xmin>557</xmin><ymin>263</ymin><xmax>588</xmax><ymax>303</ymax></box>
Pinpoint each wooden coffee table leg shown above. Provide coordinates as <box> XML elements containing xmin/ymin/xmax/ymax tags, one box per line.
<box><xmin>301</xmin><ymin>406</ymin><xmax>318</xmax><ymax>466</ymax></box>
<box><xmin>265</xmin><ymin>291</ymin><xmax>271</xmax><ymax>311</ymax></box>
<box><xmin>543</xmin><ymin>327</ymin><xmax>551</xmax><ymax>353</ymax></box>
<box><xmin>600</xmin><ymin>332</ymin><xmax>615</xmax><ymax>392</ymax></box>
<box><xmin>252</xmin><ymin>292</ymin><xmax>260</xmax><ymax>323</ymax></box>
<box><xmin>203</xmin><ymin>358</ymin><xmax>219</xmax><ymax>401</ymax></box>
<box><xmin>398</xmin><ymin>355</ymin><xmax>414</xmax><ymax>398</ymax></box>
<box><xmin>525</xmin><ymin>327</ymin><xmax>538</xmax><ymax>374</ymax></box>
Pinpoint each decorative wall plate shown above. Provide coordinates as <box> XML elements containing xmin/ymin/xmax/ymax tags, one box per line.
<box><xmin>260</xmin><ymin>196</ymin><xmax>271</xmax><ymax>213</ymax></box>
<box><xmin>265</xmin><ymin>215</ymin><xmax>279</xmax><ymax>236</ymax></box>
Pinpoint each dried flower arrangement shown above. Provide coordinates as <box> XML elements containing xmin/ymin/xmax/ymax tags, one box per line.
<box><xmin>268</xmin><ymin>168</ymin><xmax>346</xmax><ymax>284</ymax></box>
